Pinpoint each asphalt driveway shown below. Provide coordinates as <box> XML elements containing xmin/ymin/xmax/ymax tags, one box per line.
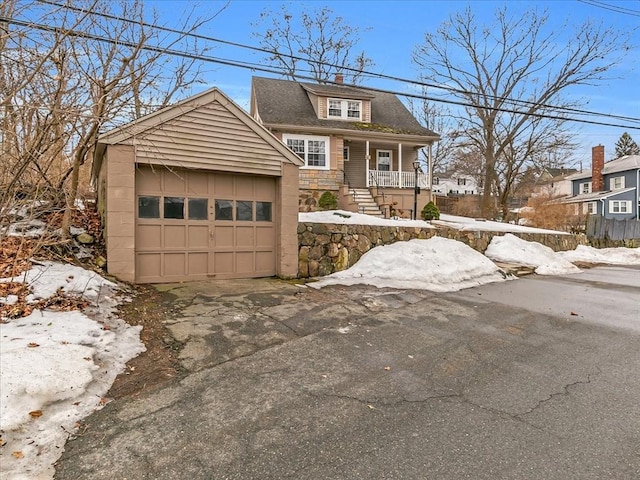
<box><xmin>55</xmin><ymin>267</ymin><xmax>640</xmax><ymax>479</ymax></box>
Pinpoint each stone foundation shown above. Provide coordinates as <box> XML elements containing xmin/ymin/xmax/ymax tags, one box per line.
<box><xmin>297</xmin><ymin>222</ymin><xmax>592</xmax><ymax>278</ymax></box>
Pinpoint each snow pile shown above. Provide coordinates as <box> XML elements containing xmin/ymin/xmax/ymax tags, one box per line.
<box><xmin>300</xmin><ymin>210</ymin><xmax>434</xmax><ymax>228</ymax></box>
<box><xmin>434</xmin><ymin>214</ymin><xmax>568</xmax><ymax>235</ymax></box>
<box><xmin>557</xmin><ymin>245</ymin><xmax>640</xmax><ymax>265</ymax></box>
<box><xmin>0</xmin><ymin>262</ymin><xmax>145</xmax><ymax>480</ymax></box>
<box><xmin>485</xmin><ymin>233</ymin><xmax>581</xmax><ymax>275</ymax></box>
<box><xmin>310</xmin><ymin>236</ymin><xmax>508</xmax><ymax>291</ymax></box>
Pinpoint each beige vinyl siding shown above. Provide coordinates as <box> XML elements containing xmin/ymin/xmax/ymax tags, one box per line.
<box><xmin>363</xmin><ymin>100</ymin><xmax>371</xmax><ymax>123</ymax></box>
<box><xmin>344</xmin><ymin>142</ymin><xmax>367</xmax><ymax>187</ymax></box>
<box><xmin>120</xmin><ymin>101</ymin><xmax>284</xmax><ymax>176</ymax></box>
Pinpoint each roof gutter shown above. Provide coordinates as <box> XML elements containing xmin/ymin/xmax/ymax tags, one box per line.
<box><xmin>261</xmin><ymin>123</ymin><xmax>440</xmax><ymax>145</ymax></box>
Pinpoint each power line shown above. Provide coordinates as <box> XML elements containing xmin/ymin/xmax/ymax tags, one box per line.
<box><xmin>2</xmin><ymin>15</ymin><xmax>640</xmax><ymax>131</ymax></box>
<box><xmin>36</xmin><ymin>0</ymin><xmax>640</xmax><ymax>125</ymax></box>
<box><xmin>577</xmin><ymin>0</ymin><xmax>640</xmax><ymax>17</ymax></box>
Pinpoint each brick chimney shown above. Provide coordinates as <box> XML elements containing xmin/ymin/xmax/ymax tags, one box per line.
<box><xmin>334</xmin><ymin>73</ymin><xmax>343</xmax><ymax>84</ymax></box>
<box><xmin>592</xmin><ymin>145</ymin><xmax>605</xmax><ymax>192</ymax></box>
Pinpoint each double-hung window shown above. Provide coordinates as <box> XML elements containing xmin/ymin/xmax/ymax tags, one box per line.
<box><xmin>586</xmin><ymin>202</ymin><xmax>597</xmax><ymax>215</ymax></box>
<box><xmin>610</xmin><ymin>176</ymin><xmax>625</xmax><ymax>190</ymax></box>
<box><xmin>579</xmin><ymin>181</ymin><xmax>592</xmax><ymax>194</ymax></box>
<box><xmin>283</xmin><ymin>134</ymin><xmax>330</xmax><ymax>169</ymax></box>
<box><xmin>609</xmin><ymin>200</ymin><xmax>631</xmax><ymax>214</ymax></box>
<box><xmin>327</xmin><ymin>98</ymin><xmax>362</xmax><ymax>120</ymax></box>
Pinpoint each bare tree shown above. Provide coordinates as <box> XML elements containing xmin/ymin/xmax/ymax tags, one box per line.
<box><xmin>252</xmin><ymin>4</ymin><xmax>373</xmax><ymax>84</ymax></box>
<box><xmin>413</xmin><ymin>6</ymin><xmax>629</xmax><ymax>218</ymax></box>
<box><xmin>1</xmin><ymin>0</ymin><xmax>219</xmax><ymax>239</ymax></box>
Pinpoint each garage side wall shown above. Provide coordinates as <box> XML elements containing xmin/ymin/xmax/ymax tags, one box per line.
<box><xmin>278</xmin><ymin>162</ymin><xmax>300</xmax><ymax>277</ymax></box>
<box><xmin>105</xmin><ymin>145</ymin><xmax>136</xmax><ymax>282</ymax></box>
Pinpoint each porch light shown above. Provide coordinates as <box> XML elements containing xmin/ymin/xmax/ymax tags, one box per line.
<box><xmin>413</xmin><ymin>160</ymin><xmax>421</xmax><ymax>220</ymax></box>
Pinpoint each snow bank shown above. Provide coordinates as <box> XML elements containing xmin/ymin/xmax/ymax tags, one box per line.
<box><xmin>310</xmin><ymin>236</ymin><xmax>507</xmax><ymax>291</ymax></box>
<box><xmin>485</xmin><ymin>233</ymin><xmax>581</xmax><ymax>275</ymax></box>
<box><xmin>557</xmin><ymin>245</ymin><xmax>640</xmax><ymax>265</ymax></box>
<box><xmin>299</xmin><ymin>210</ymin><xmax>434</xmax><ymax>228</ymax></box>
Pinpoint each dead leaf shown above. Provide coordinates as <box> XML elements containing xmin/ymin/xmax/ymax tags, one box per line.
<box><xmin>384</xmin><ymin>366</ymin><xmax>391</xmax><ymax>371</ymax></box>
<box><xmin>29</xmin><ymin>410</ymin><xmax>43</xmax><ymax>418</ymax></box>
<box><xmin>27</xmin><ymin>342</ymin><xmax>39</xmax><ymax>348</ymax></box>
<box><xmin>570</xmin><ymin>311</ymin><xmax>579</xmax><ymax>316</ymax></box>
<box><xmin>12</xmin><ymin>451</ymin><xmax>24</xmax><ymax>459</ymax></box>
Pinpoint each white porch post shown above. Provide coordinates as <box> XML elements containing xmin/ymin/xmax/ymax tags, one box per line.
<box><xmin>428</xmin><ymin>144</ymin><xmax>433</xmax><ymax>192</ymax></box>
<box><xmin>365</xmin><ymin>140</ymin><xmax>370</xmax><ymax>187</ymax></box>
<box><xmin>398</xmin><ymin>142</ymin><xmax>403</xmax><ymax>188</ymax></box>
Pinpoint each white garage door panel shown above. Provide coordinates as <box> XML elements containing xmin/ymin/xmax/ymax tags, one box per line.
<box><xmin>135</xmin><ymin>165</ymin><xmax>277</xmax><ymax>283</ymax></box>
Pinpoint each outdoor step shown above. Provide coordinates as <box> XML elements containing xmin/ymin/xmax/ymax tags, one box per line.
<box><xmin>349</xmin><ymin>188</ymin><xmax>384</xmax><ymax>217</ymax></box>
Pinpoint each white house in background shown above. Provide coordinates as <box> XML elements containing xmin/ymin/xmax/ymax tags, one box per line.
<box><xmin>431</xmin><ymin>171</ymin><xmax>482</xmax><ymax>196</ymax></box>
<box><xmin>530</xmin><ymin>167</ymin><xmax>579</xmax><ymax>198</ymax></box>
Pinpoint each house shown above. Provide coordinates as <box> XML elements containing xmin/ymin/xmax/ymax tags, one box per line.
<box><xmin>529</xmin><ymin>167</ymin><xmax>579</xmax><ymax>198</ymax></box>
<box><xmin>562</xmin><ymin>145</ymin><xmax>640</xmax><ymax>219</ymax></box>
<box><xmin>431</xmin><ymin>170</ymin><xmax>482</xmax><ymax>196</ymax></box>
<box><xmin>92</xmin><ymin>87</ymin><xmax>303</xmax><ymax>284</ymax></box>
<box><xmin>250</xmin><ymin>76</ymin><xmax>440</xmax><ymax>218</ymax></box>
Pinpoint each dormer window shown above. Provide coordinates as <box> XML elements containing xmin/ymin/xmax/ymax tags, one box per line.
<box><xmin>327</xmin><ymin>98</ymin><xmax>361</xmax><ymax>120</ymax></box>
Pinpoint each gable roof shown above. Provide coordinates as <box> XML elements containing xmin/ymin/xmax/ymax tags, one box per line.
<box><xmin>566</xmin><ymin>154</ymin><xmax>640</xmax><ymax>182</ymax></box>
<box><xmin>93</xmin><ymin>87</ymin><xmax>303</xmax><ymax>180</ymax></box>
<box><xmin>251</xmin><ymin>76</ymin><xmax>439</xmax><ymax>141</ymax></box>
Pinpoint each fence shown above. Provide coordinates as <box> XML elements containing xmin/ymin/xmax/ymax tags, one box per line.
<box><xmin>586</xmin><ymin>216</ymin><xmax>640</xmax><ymax>241</ymax></box>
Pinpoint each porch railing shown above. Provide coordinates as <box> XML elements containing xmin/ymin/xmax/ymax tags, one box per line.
<box><xmin>369</xmin><ymin>170</ymin><xmax>429</xmax><ymax>189</ymax></box>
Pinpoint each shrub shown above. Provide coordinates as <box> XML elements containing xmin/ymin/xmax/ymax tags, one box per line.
<box><xmin>421</xmin><ymin>201</ymin><xmax>440</xmax><ymax>221</ymax></box>
<box><xmin>318</xmin><ymin>191</ymin><xmax>338</xmax><ymax>210</ymax></box>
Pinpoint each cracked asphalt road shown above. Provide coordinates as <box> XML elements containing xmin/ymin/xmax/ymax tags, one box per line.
<box><xmin>55</xmin><ymin>267</ymin><xmax>640</xmax><ymax>479</ymax></box>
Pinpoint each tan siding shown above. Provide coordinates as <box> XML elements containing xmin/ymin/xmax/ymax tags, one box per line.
<box><xmin>122</xmin><ymin>100</ymin><xmax>285</xmax><ymax>176</ymax></box>
<box><xmin>344</xmin><ymin>142</ymin><xmax>367</xmax><ymax>188</ymax></box>
<box><xmin>363</xmin><ymin>100</ymin><xmax>371</xmax><ymax>122</ymax></box>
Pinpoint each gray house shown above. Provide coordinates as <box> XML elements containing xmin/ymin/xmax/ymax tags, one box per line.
<box><xmin>563</xmin><ymin>145</ymin><xmax>640</xmax><ymax>220</ymax></box>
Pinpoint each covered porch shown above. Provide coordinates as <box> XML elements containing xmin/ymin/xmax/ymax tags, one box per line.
<box><xmin>341</xmin><ymin>138</ymin><xmax>431</xmax><ymax>190</ymax></box>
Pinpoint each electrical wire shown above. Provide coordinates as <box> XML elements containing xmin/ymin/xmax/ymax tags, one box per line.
<box><xmin>1</xmin><ymin>13</ymin><xmax>639</xmax><ymax>131</ymax></box>
<box><xmin>35</xmin><ymin>0</ymin><xmax>640</xmax><ymax>124</ymax></box>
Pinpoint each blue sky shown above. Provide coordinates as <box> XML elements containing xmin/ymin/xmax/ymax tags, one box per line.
<box><xmin>149</xmin><ymin>0</ymin><xmax>640</xmax><ymax>167</ymax></box>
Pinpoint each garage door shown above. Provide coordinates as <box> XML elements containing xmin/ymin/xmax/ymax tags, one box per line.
<box><xmin>135</xmin><ymin>165</ymin><xmax>277</xmax><ymax>283</ymax></box>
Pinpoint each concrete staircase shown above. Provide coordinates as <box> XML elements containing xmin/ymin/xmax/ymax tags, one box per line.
<box><xmin>350</xmin><ymin>188</ymin><xmax>384</xmax><ymax>217</ymax></box>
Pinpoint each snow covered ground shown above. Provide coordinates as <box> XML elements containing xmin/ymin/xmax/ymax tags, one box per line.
<box><xmin>0</xmin><ymin>262</ymin><xmax>144</xmax><ymax>480</ymax></box>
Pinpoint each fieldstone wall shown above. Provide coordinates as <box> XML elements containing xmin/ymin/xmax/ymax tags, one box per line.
<box><xmin>297</xmin><ymin>222</ymin><xmax>591</xmax><ymax>278</ymax></box>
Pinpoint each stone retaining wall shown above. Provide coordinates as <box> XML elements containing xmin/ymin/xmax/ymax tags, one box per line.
<box><xmin>297</xmin><ymin>222</ymin><xmax>591</xmax><ymax>278</ymax></box>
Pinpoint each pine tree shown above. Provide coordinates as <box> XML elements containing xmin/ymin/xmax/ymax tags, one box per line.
<box><xmin>614</xmin><ymin>132</ymin><xmax>640</xmax><ymax>157</ymax></box>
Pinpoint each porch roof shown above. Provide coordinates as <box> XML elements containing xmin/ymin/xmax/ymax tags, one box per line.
<box><xmin>251</xmin><ymin>76</ymin><xmax>439</xmax><ymax>141</ymax></box>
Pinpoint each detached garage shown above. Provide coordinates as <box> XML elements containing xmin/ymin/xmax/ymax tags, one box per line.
<box><xmin>92</xmin><ymin>88</ymin><xmax>302</xmax><ymax>283</ymax></box>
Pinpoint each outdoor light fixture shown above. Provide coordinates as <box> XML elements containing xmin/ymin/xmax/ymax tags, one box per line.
<box><xmin>413</xmin><ymin>160</ymin><xmax>421</xmax><ymax>220</ymax></box>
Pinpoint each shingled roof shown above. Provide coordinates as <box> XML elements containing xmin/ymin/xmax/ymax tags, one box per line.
<box><xmin>251</xmin><ymin>76</ymin><xmax>438</xmax><ymax>138</ymax></box>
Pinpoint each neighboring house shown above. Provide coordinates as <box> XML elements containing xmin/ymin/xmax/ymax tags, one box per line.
<box><xmin>92</xmin><ymin>87</ymin><xmax>303</xmax><ymax>284</ymax></box>
<box><xmin>431</xmin><ymin>171</ymin><xmax>482</xmax><ymax>196</ymax></box>
<box><xmin>250</xmin><ymin>75</ymin><xmax>440</xmax><ymax>218</ymax></box>
<box><xmin>562</xmin><ymin>145</ymin><xmax>640</xmax><ymax>220</ymax></box>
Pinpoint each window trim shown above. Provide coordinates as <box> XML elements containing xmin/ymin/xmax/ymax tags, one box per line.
<box><xmin>326</xmin><ymin>98</ymin><xmax>362</xmax><ymax>120</ymax></box>
<box><xmin>579</xmin><ymin>181</ymin><xmax>592</xmax><ymax>194</ymax></box>
<box><xmin>376</xmin><ymin>150</ymin><xmax>392</xmax><ymax>171</ymax></box>
<box><xmin>343</xmin><ymin>145</ymin><xmax>349</xmax><ymax>162</ymax></box>
<box><xmin>283</xmin><ymin>134</ymin><xmax>330</xmax><ymax>170</ymax></box>
<box><xmin>586</xmin><ymin>201</ymin><xmax>597</xmax><ymax>215</ymax></box>
<box><xmin>609</xmin><ymin>200</ymin><xmax>631</xmax><ymax>214</ymax></box>
<box><xmin>609</xmin><ymin>176</ymin><xmax>625</xmax><ymax>190</ymax></box>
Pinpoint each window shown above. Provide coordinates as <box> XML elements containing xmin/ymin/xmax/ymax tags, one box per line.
<box><xmin>457</xmin><ymin>178</ymin><xmax>466</xmax><ymax>186</ymax></box>
<box><xmin>343</xmin><ymin>146</ymin><xmax>349</xmax><ymax>162</ymax></box>
<box><xmin>138</xmin><ymin>196</ymin><xmax>160</xmax><ymax>218</ymax></box>
<box><xmin>433</xmin><ymin>177</ymin><xmax>439</xmax><ymax>185</ymax></box>
<box><xmin>586</xmin><ymin>202</ymin><xmax>597</xmax><ymax>215</ymax></box>
<box><xmin>256</xmin><ymin>202</ymin><xmax>272</xmax><ymax>221</ymax></box>
<box><xmin>283</xmin><ymin>134</ymin><xmax>329</xmax><ymax>169</ymax></box>
<box><xmin>609</xmin><ymin>200</ymin><xmax>631</xmax><ymax>214</ymax></box>
<box><xmin>610</xmin><ymin>176</ymin><xmax>625</xmax><ymax>190</ymax></box>
<box><xmin>164</xmin><ymin>197</ymin><xmax>184</xmax><ymax>219</ymax></box>
<box><xmin>377</xmin><ymin>150</ymin><xmax>391</xmax><ymax>171</ymax></box>
<box><xmin>465</xmin><ymin>190</ymin><xmax>474</xmax><ymax>195</ymax></box>
<box><xmin>188</xmin><ymin>198</ymin><xmax>208</xmax><ymax>220</ymax></box>
<box><xmin>236</xmin><ymin>201</ymin><xmax>253</xmax><ymax>221</ymax></box>
<box><xmin>215</xmin><ymin>200</ymin><xmax>233</xmax><ymax>220</ymax></box>
<box><xmin>326</xmin><ymin>98</ymin><xmax>362</xmax><ymax>120</ymax></box>
<box><xmin>579</xmin><ymin>182</ymin><xmax>592</xmax><ymax>194</ymax></box>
